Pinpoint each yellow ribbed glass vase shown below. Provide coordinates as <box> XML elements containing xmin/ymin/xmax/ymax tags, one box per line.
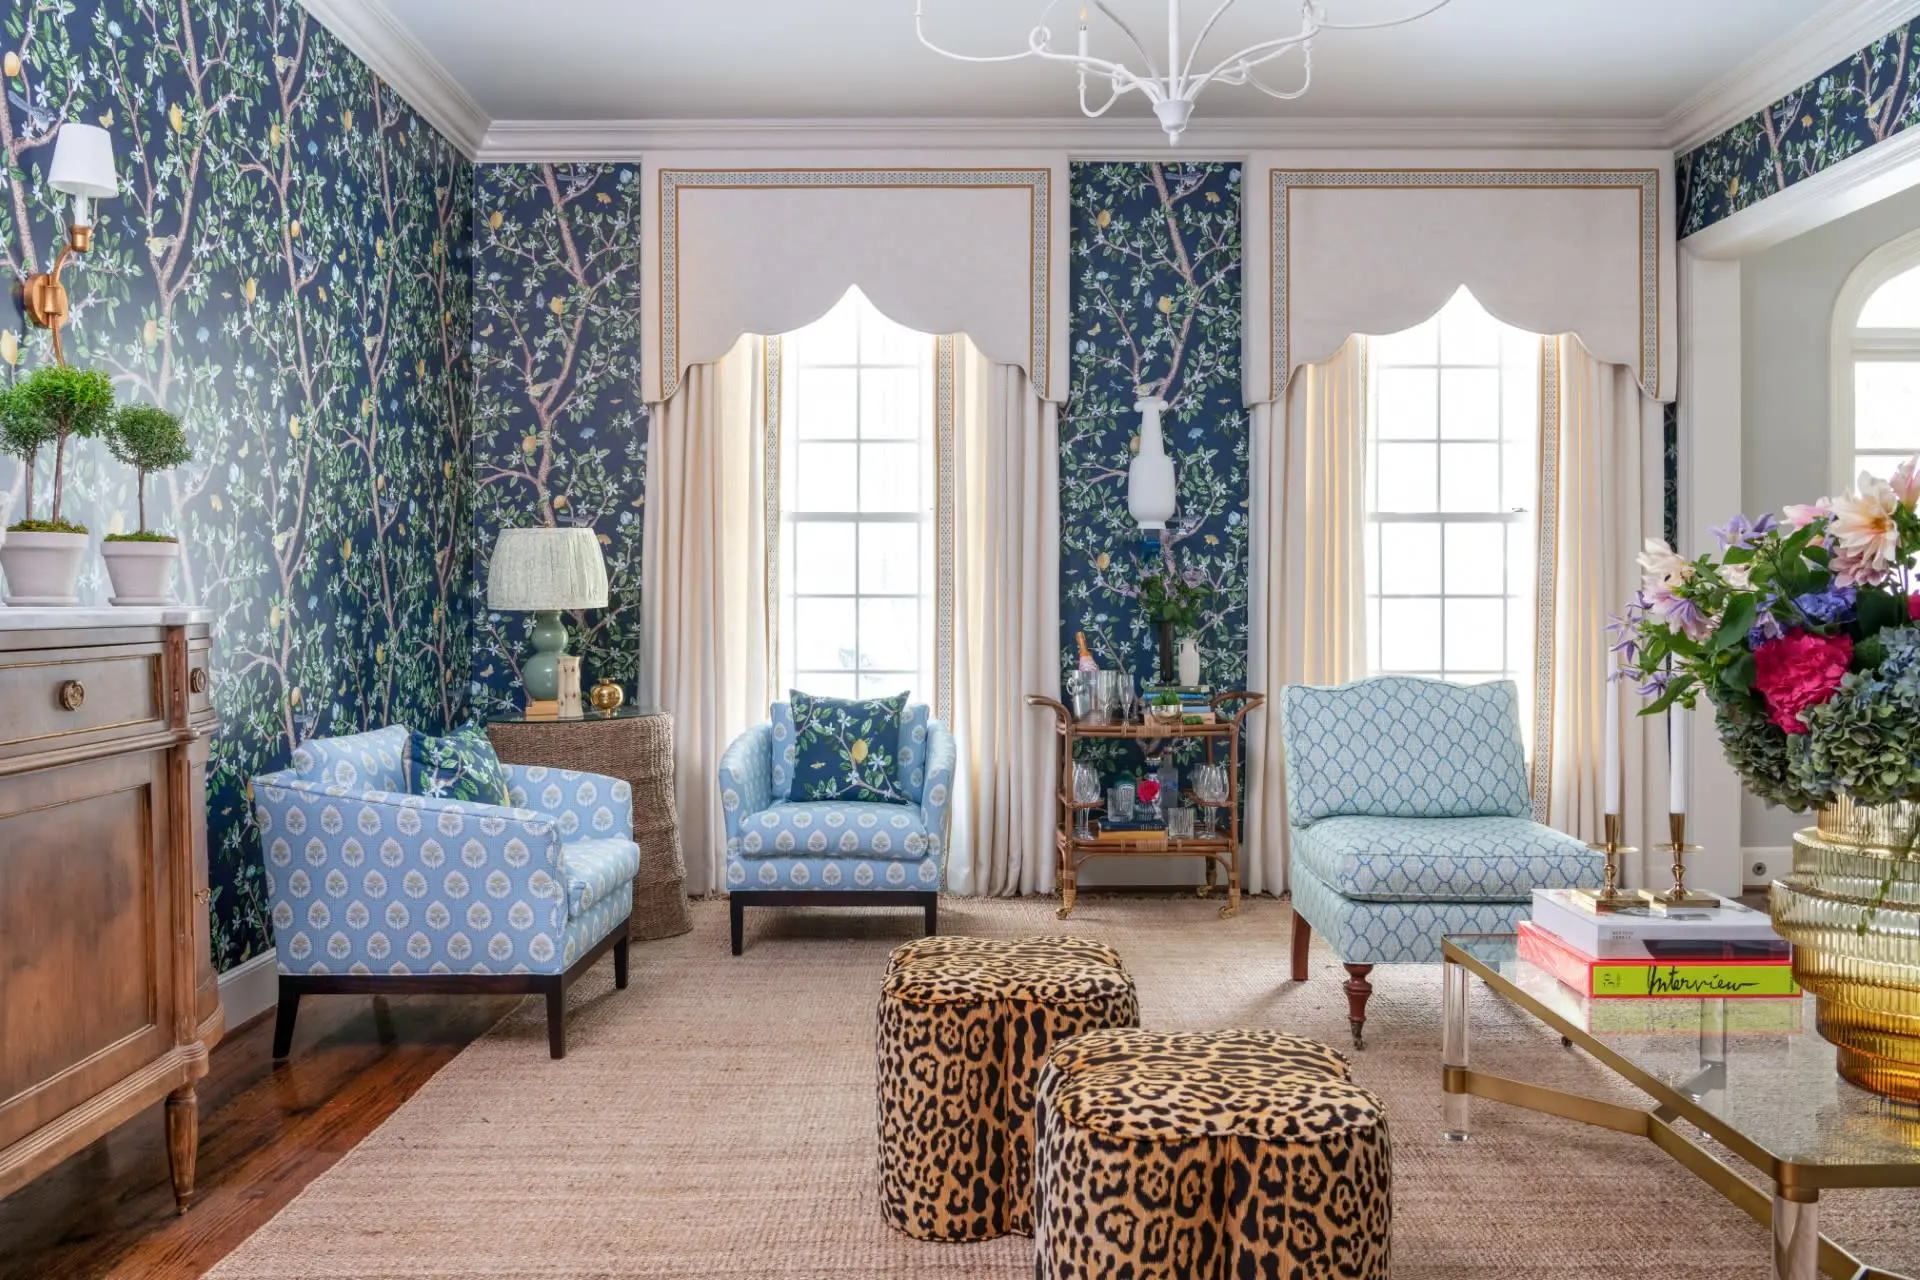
<box><xmin>1770</xmin><ymin>797</ymin><xmax>1920</xmax><ymax>1102</ymax></box>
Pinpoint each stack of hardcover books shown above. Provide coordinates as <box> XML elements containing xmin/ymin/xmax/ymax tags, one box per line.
<box><xmin>1523</xmin><ymin>888</ymin><xmax>1798</xmax><ymax>1000</ymax></box>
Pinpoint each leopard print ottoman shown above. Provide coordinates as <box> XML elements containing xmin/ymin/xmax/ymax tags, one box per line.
<box><xmin>1033</xmin><ymin>1028</ymin><xmax>1392</xmax><ymax>1279</ymax></box>
<box><xmin>876</xmin><ymin>935</ymin><xmax>1140</xmax><ymax>1242</ymax></box>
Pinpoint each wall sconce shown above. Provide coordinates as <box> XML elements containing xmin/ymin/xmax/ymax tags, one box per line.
<box><xmin>1127</xmin><ymin>394</ymin><xmax>1176</xmax><ymax>532</ymax></box>
<box><xmin>24</xmin><ymin>122</ymin><xmax>119</xmax><ymax>366</ymax></box>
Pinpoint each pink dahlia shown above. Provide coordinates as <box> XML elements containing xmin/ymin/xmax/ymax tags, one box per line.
<box><xmin>1752</xmin><ymin>631</ymin><xmax>1853</xmax><ymax>735</ymax></box>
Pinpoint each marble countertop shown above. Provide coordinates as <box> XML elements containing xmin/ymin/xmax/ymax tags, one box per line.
<box><xmin>0</xmin><ymin>605</ymin><xmax>213</xmax><ymax>630</ymax></box>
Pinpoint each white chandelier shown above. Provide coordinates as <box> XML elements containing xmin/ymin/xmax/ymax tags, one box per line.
<box><xmin>916</xmin><ymin>0</ymin><xmax>1454</xmax><ymax>144</ymax></box>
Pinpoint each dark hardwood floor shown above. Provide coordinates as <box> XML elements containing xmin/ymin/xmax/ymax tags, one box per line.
<box><xmin>0</xmin><ymin>990</ymin><xmax>520</xmax><ymax>1280</ymax></box>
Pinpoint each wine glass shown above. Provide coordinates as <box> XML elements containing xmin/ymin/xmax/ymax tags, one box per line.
<box><xmin>1072</xmin><ymin>761</ymin><xmax>1102</xmax><ymax>840</ymax></box>
<box><xmin>1193</xmin><ymin>764</ymin><xmax>1230</xmax><ymax>838</ymax></box>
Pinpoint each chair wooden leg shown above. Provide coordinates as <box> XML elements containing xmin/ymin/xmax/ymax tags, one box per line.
<box><xmin>729</xmin><ymin>894</ymin><xmax>745</xmax><ymax>956</ymax></box>
<box><xmin>271</xmin><ymin>979</ymin><xmax>300</xmax><ymax>1060</ymax></box>
<box><xmin>1290</xmin><ymin>906</ymin><xmax>1312</xmax><ymax>982</ymax></box>
<box><xmin>545</xmin><ymin>979</ymin><xmax>566</xmax><ymax>1059</ymax></box>
<box><xmin>1343</xmin><ymin>964</ymin><xmax>1375</xmax><ymax>1050</ymax></box>
<box><xmin>923</xmin><ymin>894</ymin><xmax>938</xmax><ymax>937</ymax></box>
<box><xmin>613</xmin><ymin>928</ymin><xmax>630</xmax><ymax>990</ymax></box>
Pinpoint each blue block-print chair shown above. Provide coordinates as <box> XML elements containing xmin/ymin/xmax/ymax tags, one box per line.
<box><xmin>251</xmin><ymin>726</ymin><xmax>640</xmax><ymax>1058</ymax></box>
<box><xmin>1280</xmin><ymin>676</ymin><xmax>1600</xmax><ymax>1046</ymax></box>
<box><xmin>718</xmin><ymin>702</ymin><xmax>956</xmax><ymax>954</ymax></box>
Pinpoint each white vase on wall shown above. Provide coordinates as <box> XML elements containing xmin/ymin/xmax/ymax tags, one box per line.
<box><xmin>1176</xmin><ymin>636</ymin><xmax>1201</xmax><ymax>687</ymax></box>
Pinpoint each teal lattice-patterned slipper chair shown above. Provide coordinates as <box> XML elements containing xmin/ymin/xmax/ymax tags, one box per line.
<box><xmin>1279</xmin><ymin>676</ymin><xmax>1601</xmax><ymax>1046</ymax></box>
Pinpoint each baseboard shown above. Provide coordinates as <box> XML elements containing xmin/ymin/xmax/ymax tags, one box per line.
<box><xmin>218</xmin><ymin>949</ymin><xmax>280</xmax><ymax>1029</ymax></box>
<box><xmin>1743</xmin><ymin>846</ymin><xmax>1791</xmax><ymax>890</ymax></box>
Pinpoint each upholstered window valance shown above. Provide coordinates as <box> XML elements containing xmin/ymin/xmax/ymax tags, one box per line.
<box><xmin>641</xmin><ymin>154</ymin><xmax>1070</xmax><ymax>403</ymax></box>
<box><xmin>1243</xmin><ymin>154</ymin><xmax>1676</xmax><ymax>404</ymax></box>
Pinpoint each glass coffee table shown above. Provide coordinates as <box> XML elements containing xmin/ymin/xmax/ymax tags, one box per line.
<box><xmin>1443</xmin><ymin>935</ymin><xmax>1920</xmax><ymax>1280</ymax></box>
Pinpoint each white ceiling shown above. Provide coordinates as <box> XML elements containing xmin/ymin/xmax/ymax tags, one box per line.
<box><xmin>381</xmin><ymin>0</ymin><xmax>1823</xmax><ymax>124</ymax></box>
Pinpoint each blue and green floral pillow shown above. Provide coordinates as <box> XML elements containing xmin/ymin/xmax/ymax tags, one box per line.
<box><xmin>789</xmin><ymin>690</ymin><xmax>911</xmax><ymax>804</ymax></box>
<box><xmin>408</xmin><ymin>725</ymin><xmax>512</xmax><ymax>806</ymax></box>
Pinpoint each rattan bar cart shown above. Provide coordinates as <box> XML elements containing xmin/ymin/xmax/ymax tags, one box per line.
<box><xmin>1026</xmin><ymin>692</ymin><xmax>1263</xmax><ymax>920</ymax></box>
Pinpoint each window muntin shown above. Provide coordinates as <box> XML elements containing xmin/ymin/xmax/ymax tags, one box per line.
<box><xmin>778</xmin><ymin>290</ymin><xmax>936</xmax><ymax>704</ymax></box>
<box><xmin>1849</xmin><ymin>262</ymin><xmax>1920</xmax><ymax>486</ymax></box>
<box><xmin>1366</xmin><ymin>290</ymin><xmax>1540</xmax><ymax>732</ymax></box>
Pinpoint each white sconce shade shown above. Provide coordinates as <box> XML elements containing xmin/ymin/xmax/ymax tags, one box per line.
<box><xmin>48</xmin><ymin>123</ymin><xmax>118</xmax><ymax>199</ymax></box>
<box><xmin>48</xmin><ymin>122</ymin><xmax>118</xmax><ymax>227</ymax></box>
<box><xmin>1128</xmin><ymin>395</ymin><xmax>1177</xmax><ymax>530</ymax></box>
<box><xmin>487</xmin><ymin>526</ymin><xmax>609</xmax><ymax>611</ymax></box>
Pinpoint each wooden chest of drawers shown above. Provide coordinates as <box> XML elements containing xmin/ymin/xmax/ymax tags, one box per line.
<box><xmin>0</xmin><ymin>608</ymin><xmax>223</xmax><ymax>1211</ymax></box>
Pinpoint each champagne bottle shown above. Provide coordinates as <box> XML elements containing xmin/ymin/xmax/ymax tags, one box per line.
<box><xmin>1075</xmin><ymin>631</ymin><xmax>1098</xmax><ymax>672</ymax></box>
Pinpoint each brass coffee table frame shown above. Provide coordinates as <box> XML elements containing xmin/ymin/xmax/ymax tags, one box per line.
<box><xmin>1442</xmin><ymin>935</ymin><xmax>1919</xmax><ymax>1280</ymax></box>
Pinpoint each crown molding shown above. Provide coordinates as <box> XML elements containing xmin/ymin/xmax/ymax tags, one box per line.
<box><xmin>297</xmin><ymin>0</ymin><xmax>488</xmax><ymax>157</ymax></box>
<box><xmin>473</xmin><ymin>115</ymin><xmax>1670</xmax><ymax>162</ymax></box>
<box><xmin>1665</xmin><ymin>0</ymin><xmax>1920</xmax><ymax>156</ymax></box>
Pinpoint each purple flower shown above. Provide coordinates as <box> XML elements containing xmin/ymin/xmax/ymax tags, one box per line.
<box><xmin>1636</xmin><ymin>670</ymin><xmax>1673</xmax><ymax>699</ymax></box>
<box><xmin>1712</xmin><ymin>512</ymin><xmax>1778</xmax><ymax>551</ymax></box>
<box><xmin>1792</xmin><ymin>586</ymin><xmax>1856</xmax><ymax>626</ymax></box>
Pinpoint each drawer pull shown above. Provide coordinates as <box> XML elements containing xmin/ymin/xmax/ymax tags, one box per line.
<box><xmin>189</xmin><ymin>667</ymin><xmax>208</xmax><ymax>694</ymax></box>
<box><xmin>57</xmin><ymin>680</ymin><xmax>85</xmax><ymax>712</ymax></box>
<box><xmin>193</xmin><ymin>888</ymin><xmax>211</xmax><ymax>907</ymax></box>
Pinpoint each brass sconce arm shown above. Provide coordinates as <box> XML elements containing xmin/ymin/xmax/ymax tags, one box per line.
<box><xmin>22</xmin><ymin>223</ymin><xmax>94</xmax><ymax>367</ymax></box>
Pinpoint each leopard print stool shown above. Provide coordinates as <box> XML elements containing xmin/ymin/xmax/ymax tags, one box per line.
<box><xmin>876</xmin><ymin>935</ymin><xmax>1140</xmax><ymax>1242</ymax></box>
<box><xmin>1033</xmin><ymin>1027</ymin><xmax>1392</xmax><ymax>1279</ymax></box>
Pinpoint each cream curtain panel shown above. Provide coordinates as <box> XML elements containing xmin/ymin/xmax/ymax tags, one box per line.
<box><xmin>639</xmin><ymin>337</ymin><xmax>772</xmax><ymax>896</ymax></box>
<box><xmin>1244</xmin><ymin>337</ymin><xmax>1369</xmax><ymax>895</ymax></box>
<box><xmin>947</xmin><ymin>338</ymin><xmax>1061</xmax><ymax>896</ymax></box>
<box><xmin>1537</xmin><ymin>336</ymin><xmax>1666</xmax><ymax>876</ymax></box>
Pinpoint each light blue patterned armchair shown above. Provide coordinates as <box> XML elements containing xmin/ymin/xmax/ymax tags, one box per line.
<box><xmin>718</xmin><ymin>702</ymin><xmax>956</xmax><ymax>954</ymax></box>
<box><xmin>1280</xmin><ymin>676</ymin><xmax>1600</xmax><ymax>1046</ymax></box>
<box><xmin>251</xmin><ymin>726</ymin><xmax>639</xmax><ymax>1058</ymax></box>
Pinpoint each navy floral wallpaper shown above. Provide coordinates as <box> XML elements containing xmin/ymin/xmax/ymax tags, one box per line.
<box><xmin>0</xmin><ymin>0</ymin><xmax>473</xmax><ymax>968</ymax></box>
<box><xmin>467</xmin><ymin>162</ymin><xmax>646</xmax><ymax>718</ymax></box>
<box><xmin>1061</xmin><ymin>162</ymin><xmax>1246</xmax><ymax>781</ymax></box>
<box><xmin>1679</xmin><ymin>17</ymin><xmax>1920</xmax><ymax>238</ymax></box>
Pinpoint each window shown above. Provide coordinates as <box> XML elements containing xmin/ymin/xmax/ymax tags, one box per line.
<box><xmin>1365</xmin><ymin>289</ymin><xmax>1541</xmax><ymax>724</ymax></box>
<box><xmin>777</xmin><ymin>290</ymin><xmax>937</xmax><ymax>704</ymax></box>
<box><xmin>1837</xmin><ymin>235</ymin><xmax>1920</xmax><ymax>489</ymax></box>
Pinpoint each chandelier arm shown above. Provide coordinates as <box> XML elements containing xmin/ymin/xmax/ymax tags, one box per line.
<box><xmin>1077</xmin><ymin>70</ymin><xmax>1132</xmax><ymax>118</ymax></box>
<box><xmin>1180</xmin><ymin>0</ymin><xmax>1245</xmax><ymax>83</ymax></box>
<box><xmin>913</xmin><ymin>0</ymin><xmax>1045</xmax><ymax>63</ymax></box>
<box><xmin>1315</xmin><ymin>0</ymin><xmax>1453</xmax><ymax>30</ymax></box>
<box><xmin>1032</xmin><ymin>44</ymin><xmax>1149</xmax><ymax>91</ymax></box>
<box><xmin>1089</xmin><ymin>0</ymin><xmax>1163</xmax><ymax>83</ymax></box>
<box><xmin>1230</xmin><ymin>43</ymin><xmax>1313</xmax><ymax>100</ymax></box>
<box><xmin>1191</xmin><ymin>25</ymin><xmax>1316</xmax><ymax>89</ymax></box>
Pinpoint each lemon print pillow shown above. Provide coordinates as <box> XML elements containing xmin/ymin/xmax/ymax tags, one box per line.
<box><xmin>789</xmin><ymin>690</ymin><xmax>912</xmax><ymax>804</ymax></box>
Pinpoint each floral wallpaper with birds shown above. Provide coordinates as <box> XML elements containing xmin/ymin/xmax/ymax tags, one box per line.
<box><xmin>0</xmin><ymin>0</ymin><xmax>475</xmax><ymax>969</ymax></box>
<box><xmin>1061</xmin><ymin>162</ymin><xmax>1247</xmax><ymax>783</ymax></box>
<box><xmin>467</xmin><ymin>162</ymin><xmax>646</xmax><ymax>717</ymax></box>
<box><xmin>1678</xmin><ymin>15</ymin><xmax>1920</xmax><ymax>238</ymax></box>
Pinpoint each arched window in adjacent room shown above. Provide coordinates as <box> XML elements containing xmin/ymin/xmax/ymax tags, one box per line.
<box><xmin>1833</xmin><ymin>227</ymin><xmax>1920</xmax><ymax>491</ymax></box>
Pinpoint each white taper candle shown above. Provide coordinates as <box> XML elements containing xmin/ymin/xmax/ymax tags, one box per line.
<box><xmin>1603</xmin><ymin>648</ymin><xmax>1621</xmax><ymax>817</ymax></box>
<box><xmin>1669</xmin><ymin>704</ymin><xmax>1689</xmax><ymax>816</ymax></box>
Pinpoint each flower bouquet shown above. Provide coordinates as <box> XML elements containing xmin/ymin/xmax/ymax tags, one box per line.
<box><xmin>1620</xmin><ymin>465</ymin><xmax>1920</xmax><ymax>1101</ymax></box>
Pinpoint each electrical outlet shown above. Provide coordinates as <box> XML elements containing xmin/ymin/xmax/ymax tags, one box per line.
<box><xmin>1748</xmin><ymin>856</ymin><xmax>1774</xmax><ymax>883</ymax></box>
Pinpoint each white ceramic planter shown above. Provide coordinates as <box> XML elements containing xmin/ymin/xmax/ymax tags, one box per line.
<box><xmin>101</xmin><ymin>538</ymin><xmax>182</xmax><ymax>605</ymax></box>
<box><xmin>0</xmin><ymin>530</ymin><xmax>90</xmax><ymax>606</ymax></box>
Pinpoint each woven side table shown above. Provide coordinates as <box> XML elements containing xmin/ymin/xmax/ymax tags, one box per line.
<box><xmin>487</xmin><ymin>708</ymin><xmax>691</xmax><ymax>939</ymax></box>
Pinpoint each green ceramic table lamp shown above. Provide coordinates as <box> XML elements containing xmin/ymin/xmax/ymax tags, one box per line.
<box><xmin>486</xmin><ymin>526</ymin><xmax>609</xmax><ymax>713</ymax></box>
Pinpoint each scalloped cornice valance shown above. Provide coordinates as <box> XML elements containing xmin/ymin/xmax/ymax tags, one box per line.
<box><xmin>1243</xmin><ymin>154</ymin><xmax>1676</xmax><ymax>404</ymax></box>
<box><xmin>642</xmin><ymin>155</ymin><xmax>1070</xmax><ymax>403</ymax></box>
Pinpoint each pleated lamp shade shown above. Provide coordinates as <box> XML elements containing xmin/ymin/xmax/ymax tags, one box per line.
<box><xmin>487</xmin><ymin>526</ymin><xmax>609</xmax><ymax>611</ymax></box>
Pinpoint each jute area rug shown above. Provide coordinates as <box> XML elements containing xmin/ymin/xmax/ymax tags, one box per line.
<box><xmin>209</xmin><ymin>896</ymin><xmax>1919</xmax><ymax>1278</ymax></box>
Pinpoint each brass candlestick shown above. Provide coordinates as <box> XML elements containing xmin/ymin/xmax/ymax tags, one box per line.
<box><xmin>1572</xmin><ymin>813</ymin><xmax>1640</xmax><ymax>913</ymax></box>
<box><xmin>1639</xmin><ymin>811</ymin><xmax>1718</xmax><ymax>913</ymax></box>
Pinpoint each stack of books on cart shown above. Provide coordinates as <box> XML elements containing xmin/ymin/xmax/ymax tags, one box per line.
<box><xmin>1521</xmin><ymin>888</ymin><xmax>1802</xmax><ymax>1034</ymax></box>
<box><xmin>1145</xmin><ymin>684</ymin><xmax>1217</xmax><ymax>724</ymax></box>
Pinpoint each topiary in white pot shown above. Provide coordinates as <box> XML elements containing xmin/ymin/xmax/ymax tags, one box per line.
<box><xmin>101</xmin><ymin>403</ymin><xmax>191</xmax><ymax>605</ymax></box>
<box><xmin>0</xmin><ymin>366</ymin><xmax>112</xmax><ymax>605</ymax></box>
